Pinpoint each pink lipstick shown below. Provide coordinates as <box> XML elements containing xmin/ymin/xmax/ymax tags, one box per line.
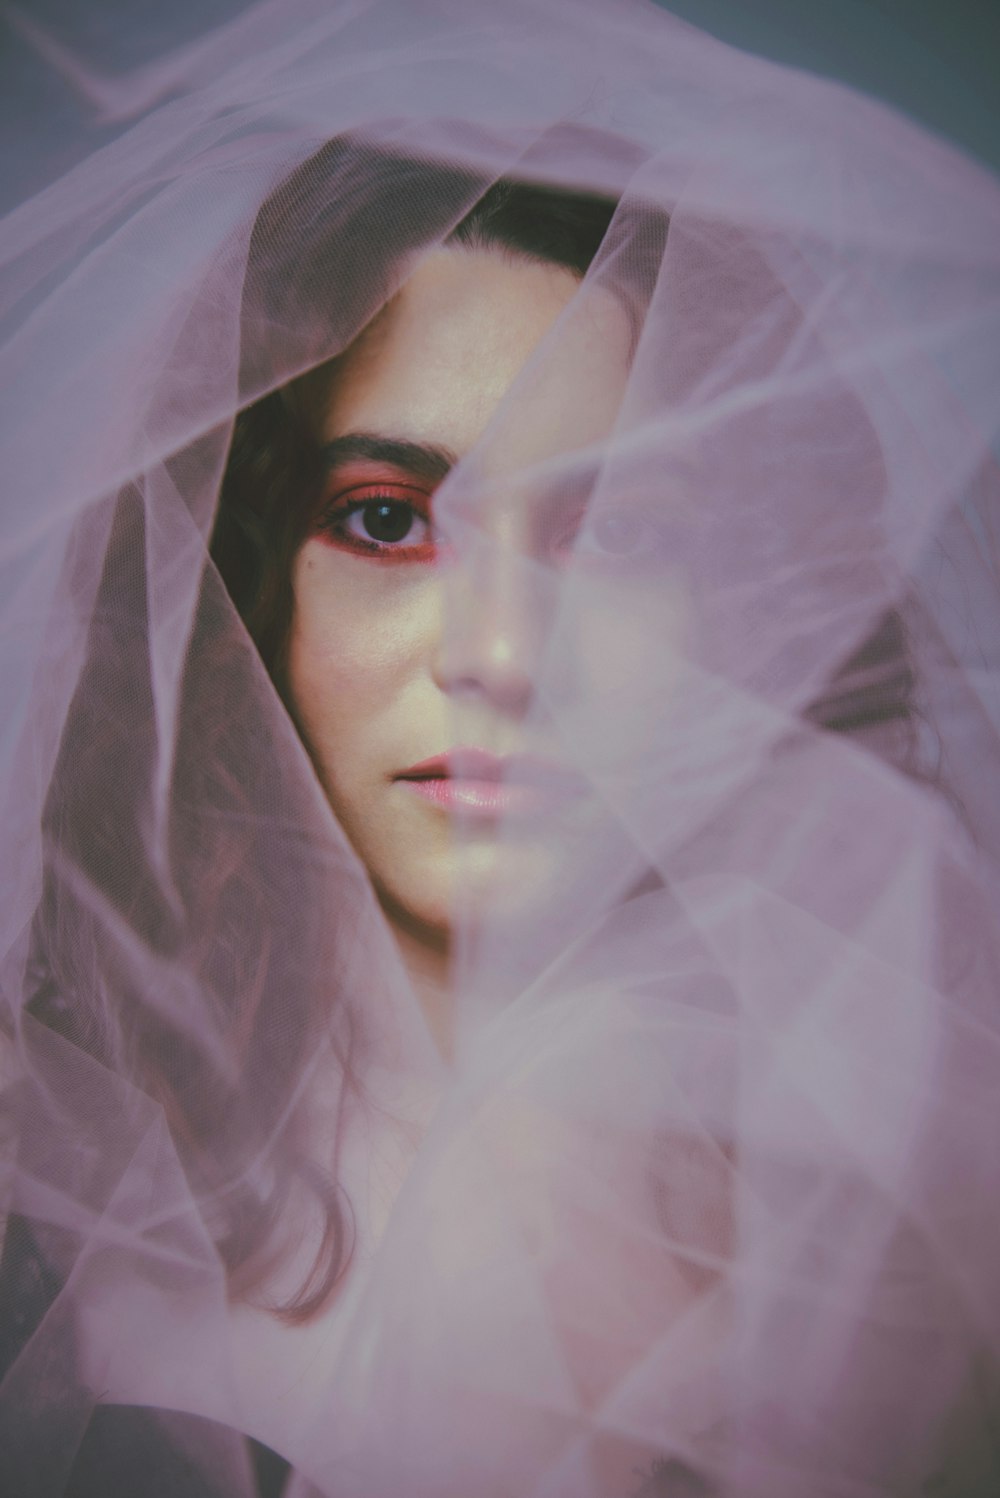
<box><xmin>394</xmin><ymin>750</ymin><xmax>581</xmax><ymax>819</ymax></box>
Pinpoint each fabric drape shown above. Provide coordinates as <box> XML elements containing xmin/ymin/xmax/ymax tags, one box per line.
<box><xmin>1</xmin><ymin>2</ymin><xmax>999</xmax><ymax>1494</ymax></box>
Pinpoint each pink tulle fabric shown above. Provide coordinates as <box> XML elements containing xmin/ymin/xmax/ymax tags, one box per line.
<box><xmin>1</xmin><ymin>2</ymin><xmax>999</xmax><ymax>1495</ymax></box>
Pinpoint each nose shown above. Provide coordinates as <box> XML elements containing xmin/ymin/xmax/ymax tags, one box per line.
<box><xmin>431</xmin><ymin>527</ymin><xmax>544</xmax><ymax>717</ymax></box>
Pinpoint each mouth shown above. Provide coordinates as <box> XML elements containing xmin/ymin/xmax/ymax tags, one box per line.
<box><xmin>393</xmin><ymin>749</ymin><xmax>584</xmax><ymax>820</ymax></box>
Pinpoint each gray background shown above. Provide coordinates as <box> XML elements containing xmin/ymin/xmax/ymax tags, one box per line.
<box><xmin>653</xmin><ymin>0</ymin><xmax>1000</xmax><ymax>175</ymax></box>
<box><xmin>1</xmin><ymin>0</ymin><xmax>998</xmax><ymax>216</ymax></box>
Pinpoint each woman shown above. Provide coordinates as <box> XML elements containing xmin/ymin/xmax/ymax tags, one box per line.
<box><xmin>213</xmin><ymin>160</ymin><xmax>644</xmax><ymax>1054</ymax></box>
<box><xmin>2</xmin><ymin>2</ymin><xmax>999</xmax><ymax>1495</ymax></box>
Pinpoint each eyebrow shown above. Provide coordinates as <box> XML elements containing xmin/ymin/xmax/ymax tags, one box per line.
<box><xmin>318</xmin><ymin>431</ymin><xmax>610</xmax><ymax>515</ymax></box>
<box><xmin>318</xmin><ymin>432</ymin><xmax>457</xmax><ymax>484</ymax></box>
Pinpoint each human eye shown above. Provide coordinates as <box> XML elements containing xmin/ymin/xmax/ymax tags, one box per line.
<box><xmin>578</xmin><ymin>507</ymin><xmax>656</xmax><ymax>559</ymax></box>
<box><xmin>313</xmin><ymin>485</ymin><xmax>436</xmax><ymax>561</ymax></box>
<box><xmin>559</xmin><ymin>496</ymin><xmax>687</xmax><ymax>568</ymax></box>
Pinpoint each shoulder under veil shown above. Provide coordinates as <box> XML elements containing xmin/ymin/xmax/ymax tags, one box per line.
<box><xmin>1</xmin><ymin>2</ymin><xmax>999</xmax><ymax>1494</ymax></box>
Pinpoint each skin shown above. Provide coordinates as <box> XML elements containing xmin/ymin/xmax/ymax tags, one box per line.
<box><xmin>86</xmin><ymin>252</ymin><xmax>710</xmax><ymax>1467</ymax></box>
<box><xmin>286</xmin><ymin>246</ymin><xmax>684</xmax><ymax>1051</ymax></box>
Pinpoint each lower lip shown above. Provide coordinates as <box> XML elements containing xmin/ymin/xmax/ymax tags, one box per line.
<box><xmin>396</xmin><ymin>777</ymin><xmax>544</xmax><ymax>818</ymax></box>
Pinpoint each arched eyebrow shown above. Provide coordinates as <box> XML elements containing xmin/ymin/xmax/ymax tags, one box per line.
<box><xmin>318</xmin><ymin>433</ymin><xmax>457</xmax><ymax>483</ymax></box>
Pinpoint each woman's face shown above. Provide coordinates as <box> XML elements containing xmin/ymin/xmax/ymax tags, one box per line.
<box><xmin>287</xmin><ymin>246</ymin><xmax>683</xmax><ymax>945</ymax></box>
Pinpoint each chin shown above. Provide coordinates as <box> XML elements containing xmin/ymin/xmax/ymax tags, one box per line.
<box><xmin>424</xmin><ymin>836</ymin><xmax>590</xmax><ymax>938</ymax></box>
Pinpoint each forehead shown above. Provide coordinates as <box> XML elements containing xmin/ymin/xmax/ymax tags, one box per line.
<box><xmin>301</xmin><ymin>246</ymin><xmax>632</xmax><ymax>474</ymax></box>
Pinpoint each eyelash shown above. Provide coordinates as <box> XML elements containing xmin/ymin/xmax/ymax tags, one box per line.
<box><xmin>314</xmin><ymin>488</ymin><xmax>438</xmax><ymax>562</ymax></box>
<box><xmin>313</xmin><ymin>485</ymin><xmax>685</xmax><ymax>569</ymax></box>
<box><xmin>548</xmin><ymin>502</ymin><xmax>685</xmax><ymax>567</ymax></box>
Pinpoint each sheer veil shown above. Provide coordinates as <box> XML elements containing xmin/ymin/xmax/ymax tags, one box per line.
<box><xmin>1</xmin><ymin>2</ymin><xmax>999</xmax><ymax>1495</ymax></box>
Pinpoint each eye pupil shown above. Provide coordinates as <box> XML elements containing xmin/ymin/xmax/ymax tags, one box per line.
<box><xmin>593</xmin><ymin>511</ymin><xmax>644</xmax><ymax>555</ymax></box>
<box><xmin>363</xmin><ymin>501</ymin><xmax>413</xmax><ymax>543</ymax></box>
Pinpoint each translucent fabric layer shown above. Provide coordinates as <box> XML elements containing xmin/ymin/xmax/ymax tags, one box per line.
<box><xmin>1</xmin><ymin>2</ymin><xmax>999</xmax><ymax>1495</ymax></box>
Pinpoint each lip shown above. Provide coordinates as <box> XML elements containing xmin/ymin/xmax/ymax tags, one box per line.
<box><xmin>393</xmin><ymin>749</ymin><xmax>584</xmax><ymax>819</ymax></box>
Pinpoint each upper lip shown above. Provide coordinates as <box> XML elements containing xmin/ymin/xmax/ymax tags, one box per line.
<box><xmin>395</xmin><ymin>749</ymin><xmax>571</xmax><ymax>785</ymax></box>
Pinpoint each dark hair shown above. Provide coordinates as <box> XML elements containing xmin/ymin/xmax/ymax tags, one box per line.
<box><xmin>25</xmin><ymin>142</ymin><xmax>923</xmax><ymax>1338</ymax></box>
<box><xmin>19</xmin><ymin>151</ymin><xmax>625</xmax><ymax>1334</ymax></box>
<box><xmin>25</xmin><ymin>484</ymin><xmax>358</xmax><ymax>1323</ymax></box>
<box><xmin>208</xmin><ymin>149</ymin><xmax>924</xmax><ymax>1316</ymax></box>
<box><xmin>207</xmin><ymin>144</ymin><xmax>923</xmax><ymax>1315</ymax></box>
<box><xmin>804</xmin><ymin>606</ymin><xmax>920</xmax><ymax>761</ymax></box>
<box><xmin>212</xmin><ymin>160</ymin><xmax>621</xmax><ymax>684</ymax></box>
<box><xmin>213</xmin><ymin>144</ymin><xmax>919</xmax><ymax>759</ymax></box>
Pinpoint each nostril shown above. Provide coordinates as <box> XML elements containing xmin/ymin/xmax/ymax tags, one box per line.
<box><xmin>433</xmin><ymin>617</ymin><xmax>536</xmax><ymax>714</ymax></box>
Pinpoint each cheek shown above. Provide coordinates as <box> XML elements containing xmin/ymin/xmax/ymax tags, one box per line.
<box><xmin>567</xmin><ymin>573</ymin><xmax>687</xmax><ymax>699</ymax></box>
<box><xmin>549</xmin><ymin>573</ymin><xmax>688</xmax><ymax>793</ymax></box>
<box><xmin>286</xmin><ymin>543</ymin><xmax>440</xmax><ymax>765</ymax></box>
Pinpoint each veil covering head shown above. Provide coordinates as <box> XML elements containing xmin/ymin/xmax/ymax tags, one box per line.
<box><xmin>1</xmin><ymin>2</ymin><xmax>1000</xmax><ymax>1495</ymax></box>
